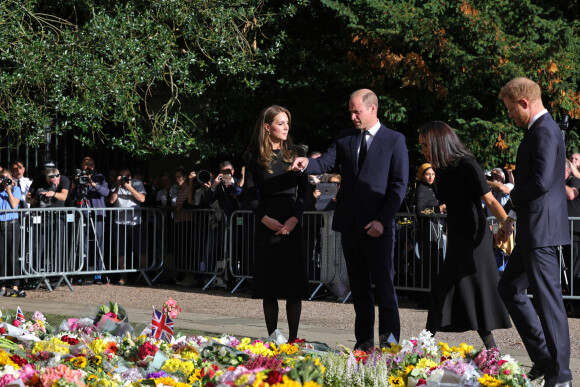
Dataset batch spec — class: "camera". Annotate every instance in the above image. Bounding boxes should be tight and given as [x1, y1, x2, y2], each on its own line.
[1, 177, 13, 186]
[121, 175, 131, 184]
[74, 169, 92, 185]
[197, 170, 212, 185]
[36, 185, 56, 208]
[485, 171, 493, 181]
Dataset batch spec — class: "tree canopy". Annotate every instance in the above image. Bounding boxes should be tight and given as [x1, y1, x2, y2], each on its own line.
[1, 0, 578, 169]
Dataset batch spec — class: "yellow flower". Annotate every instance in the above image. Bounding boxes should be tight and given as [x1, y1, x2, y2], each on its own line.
[404, 365, 415, 375]
[189, 369, 203, 383]
[389, 375, 405, 386]
[70, 356, 88, 368]
[234, 374, 250, 386]
[278, 343, 299, 355]
[162, 358, 194, 376]
[416, 358, 438, 370]
[89, 339, 108, 355]
[31, 337, 70, 355]
[479, 374, 505, 386]
[0, 351, 19, 369]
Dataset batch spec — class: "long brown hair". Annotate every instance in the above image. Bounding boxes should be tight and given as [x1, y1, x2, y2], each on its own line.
[246, 105, 298, 173]
[419, 121, 474, 170]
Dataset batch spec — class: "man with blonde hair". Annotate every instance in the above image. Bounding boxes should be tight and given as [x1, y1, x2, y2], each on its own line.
[498, 77, 571, 387]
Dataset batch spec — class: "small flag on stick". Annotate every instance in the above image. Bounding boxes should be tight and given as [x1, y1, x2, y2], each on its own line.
[151, 308, 174, 342]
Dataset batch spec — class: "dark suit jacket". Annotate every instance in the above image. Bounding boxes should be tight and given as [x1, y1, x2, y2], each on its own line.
[305, 124, 409, 233]
[510, 113, 570, 248]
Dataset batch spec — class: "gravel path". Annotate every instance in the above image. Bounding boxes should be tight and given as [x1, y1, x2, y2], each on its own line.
[26, 282, 580, 358]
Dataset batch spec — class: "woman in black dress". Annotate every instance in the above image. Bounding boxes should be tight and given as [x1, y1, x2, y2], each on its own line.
[419, 121, 512, 349]
[244, 105, 309, 342]
[414, 163, 446, 288]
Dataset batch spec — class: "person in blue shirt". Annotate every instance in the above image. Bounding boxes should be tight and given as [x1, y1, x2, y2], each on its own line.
[0, 169, 25, 297]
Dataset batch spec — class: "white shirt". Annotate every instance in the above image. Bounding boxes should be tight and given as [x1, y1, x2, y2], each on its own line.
[358, 120, 381, 156]
[13, 177, 32, 208]
[114, 179, 147, 225]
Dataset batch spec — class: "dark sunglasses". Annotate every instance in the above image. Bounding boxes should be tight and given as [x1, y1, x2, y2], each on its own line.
[48, 174, 60, 179]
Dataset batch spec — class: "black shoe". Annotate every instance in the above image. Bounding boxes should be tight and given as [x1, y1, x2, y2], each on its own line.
[544, 379, 572, 387]
[354, 338, 374, 352]
[527, 360, 550, 381]
[379, 332, 398, 348]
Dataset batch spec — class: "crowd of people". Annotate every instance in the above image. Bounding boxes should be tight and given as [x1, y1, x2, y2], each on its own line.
[0, 77, 575, 387]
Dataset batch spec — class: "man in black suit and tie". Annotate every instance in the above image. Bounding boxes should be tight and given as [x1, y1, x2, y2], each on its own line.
[292, 89, 409, 351]
[498, 77, 572, 387]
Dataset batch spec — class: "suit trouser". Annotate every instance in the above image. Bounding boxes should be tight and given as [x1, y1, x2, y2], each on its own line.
[341, 228, 399, 345]
[498, 245, 572, 383]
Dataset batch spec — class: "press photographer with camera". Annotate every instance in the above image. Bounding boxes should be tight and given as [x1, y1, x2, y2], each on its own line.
[69, 156, 110, 284]
[0, 169, 25, 297]
[25, 165, 70, 281]
[108, 167, 147, 285]
[27, 166, 70, 208]
[204, 161, 242, 219]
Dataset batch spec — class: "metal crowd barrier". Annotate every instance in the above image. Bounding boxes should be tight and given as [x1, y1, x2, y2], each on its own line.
[0, 207, 164, 291]
[4, 205, 580, 302]
[161, 208, 229, 290]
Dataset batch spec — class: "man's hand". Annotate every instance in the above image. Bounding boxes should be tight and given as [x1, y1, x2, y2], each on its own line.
[291, 157, 309, 171]
[365, 220, 384, 237]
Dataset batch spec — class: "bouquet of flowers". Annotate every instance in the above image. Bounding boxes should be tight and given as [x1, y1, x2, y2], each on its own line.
[93, 302, 133, 336]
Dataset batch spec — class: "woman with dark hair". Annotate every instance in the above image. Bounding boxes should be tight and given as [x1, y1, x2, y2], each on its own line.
[419, 121, 511, 349]
[244, 105, 309, 342]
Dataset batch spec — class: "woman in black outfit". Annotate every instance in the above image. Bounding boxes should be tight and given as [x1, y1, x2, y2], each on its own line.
[414, 163, 446, 289]
[419, 121, 511, 349]
[244, 105, 309, 342]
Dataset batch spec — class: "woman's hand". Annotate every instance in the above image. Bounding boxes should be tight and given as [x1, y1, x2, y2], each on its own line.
[261, 215, 283, 233]
[277, 216, 298, 236]
[439, 204, 447, 213]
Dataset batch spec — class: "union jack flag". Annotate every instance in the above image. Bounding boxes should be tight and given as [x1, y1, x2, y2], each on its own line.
[16, 306, 25, 323]
[151, 308, 174, 342]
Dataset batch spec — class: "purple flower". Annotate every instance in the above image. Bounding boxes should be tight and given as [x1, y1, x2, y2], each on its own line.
[146, 371, 168, 379]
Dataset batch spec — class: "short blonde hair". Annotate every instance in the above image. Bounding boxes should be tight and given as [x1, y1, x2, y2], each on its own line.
[498, 77, 541, 103]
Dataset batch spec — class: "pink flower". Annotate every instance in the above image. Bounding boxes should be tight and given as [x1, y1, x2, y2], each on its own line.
[12, 320, 20, 327]
[498, 360, 507, 366]
[32, 311, 46, 322]
[503, 369, 511, 375]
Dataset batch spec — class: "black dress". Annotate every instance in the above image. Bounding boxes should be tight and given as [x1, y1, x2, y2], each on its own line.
[426, 156, 511, 332]
[245, 150, 310, 299]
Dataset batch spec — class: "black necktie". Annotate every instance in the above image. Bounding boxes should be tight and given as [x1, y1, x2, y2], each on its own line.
[358, 130, 369, 170]
[166, 191, 172, 206]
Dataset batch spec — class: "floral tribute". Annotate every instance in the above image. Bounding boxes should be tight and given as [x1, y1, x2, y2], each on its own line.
[0, 304, 531, 386]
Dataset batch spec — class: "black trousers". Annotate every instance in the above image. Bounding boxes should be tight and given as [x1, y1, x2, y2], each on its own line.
[498, 245, 572, 384]
[341, 227, 399, 345]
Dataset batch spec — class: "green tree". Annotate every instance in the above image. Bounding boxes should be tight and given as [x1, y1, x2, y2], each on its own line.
[0, 0, 291, 157]
[318, 0, 580, 168]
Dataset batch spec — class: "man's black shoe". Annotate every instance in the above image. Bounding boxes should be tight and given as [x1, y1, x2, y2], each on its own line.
[527, 360, 549, 381]
[354, 338, 374, 352]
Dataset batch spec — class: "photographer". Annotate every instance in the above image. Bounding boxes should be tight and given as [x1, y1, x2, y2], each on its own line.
[69, 156, 110, 284]
[108, 167, 147, 285]
[204, 161, 242, 219]
[0, 169, 25, 297]
[25, 166, 70, 278]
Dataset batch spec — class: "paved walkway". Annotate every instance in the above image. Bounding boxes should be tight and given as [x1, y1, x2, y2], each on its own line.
[4, 297, 580, 381]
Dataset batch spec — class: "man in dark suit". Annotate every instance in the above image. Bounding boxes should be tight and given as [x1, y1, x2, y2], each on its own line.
[291, 89, 409, 351]
[498, 77, 572, 387]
